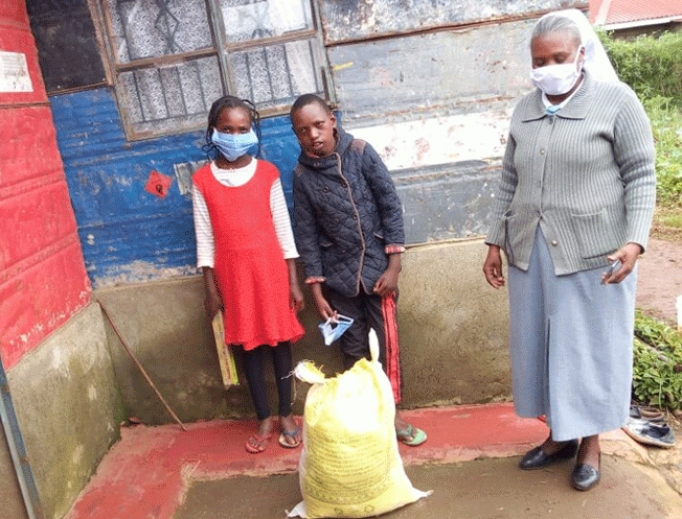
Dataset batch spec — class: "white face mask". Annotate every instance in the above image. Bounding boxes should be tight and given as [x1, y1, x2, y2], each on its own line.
[530, 47, 584, 96]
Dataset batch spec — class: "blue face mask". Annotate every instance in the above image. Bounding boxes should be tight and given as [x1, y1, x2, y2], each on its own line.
[318, 315, 354, 346]
[211, 128, 259, 162]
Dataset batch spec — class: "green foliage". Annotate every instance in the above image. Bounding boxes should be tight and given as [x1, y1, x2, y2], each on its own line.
[600, 31, 682, 104]
[643, 96, 682, 207]
[598, 30, 682, 208]
[633, 310, 682, 411]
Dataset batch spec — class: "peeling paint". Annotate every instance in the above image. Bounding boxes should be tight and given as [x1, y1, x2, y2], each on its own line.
[320, 0, 587, 43]
[351, 108, 512, 170]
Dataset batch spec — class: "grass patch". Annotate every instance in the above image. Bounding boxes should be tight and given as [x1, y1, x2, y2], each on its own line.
[633, 310, 682, 411]
[644, 96, 682, 209]
[651, 207, 682, 242]
[658, 210, 682, 230]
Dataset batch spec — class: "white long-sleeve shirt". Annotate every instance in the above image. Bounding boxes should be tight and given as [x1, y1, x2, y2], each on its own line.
[192, 159, 298, 268]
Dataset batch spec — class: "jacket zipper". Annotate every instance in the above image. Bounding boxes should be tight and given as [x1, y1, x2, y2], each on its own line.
[335, 152, 366, 296]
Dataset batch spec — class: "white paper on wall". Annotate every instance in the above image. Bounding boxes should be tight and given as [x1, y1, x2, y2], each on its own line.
[0, 51, 33, 93]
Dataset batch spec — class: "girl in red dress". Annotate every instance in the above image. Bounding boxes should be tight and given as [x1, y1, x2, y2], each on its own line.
[192, 96, 305, 453]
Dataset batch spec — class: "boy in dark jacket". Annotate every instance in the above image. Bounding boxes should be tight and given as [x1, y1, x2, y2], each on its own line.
[290, 94, 426, 446]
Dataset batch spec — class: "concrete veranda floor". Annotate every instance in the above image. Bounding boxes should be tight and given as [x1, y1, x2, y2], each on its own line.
[63, 403, 682, 519]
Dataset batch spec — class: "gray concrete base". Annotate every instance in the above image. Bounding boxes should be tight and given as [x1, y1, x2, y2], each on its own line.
[1, 239, 510, 519]
[174, 456, 682, 519]
[400, 238, 511, 407]
[94, 238, 511, 423]
[7, 303, 123, 519]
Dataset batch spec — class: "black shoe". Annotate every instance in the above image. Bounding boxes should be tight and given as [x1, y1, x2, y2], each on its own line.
[572, 454, 601, 491]
[519, 439, 579, 470]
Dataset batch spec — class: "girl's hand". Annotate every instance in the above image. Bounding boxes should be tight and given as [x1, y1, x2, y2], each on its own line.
[202, 267, 223, 319]
[290, 284, 305, 312]
[204, 290, 223, 320]
[483, 245, 505, 288]
[602, 242, 642, 284]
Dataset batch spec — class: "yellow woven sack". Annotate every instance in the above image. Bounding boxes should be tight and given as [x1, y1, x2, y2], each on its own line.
[288, 332, 429, 518]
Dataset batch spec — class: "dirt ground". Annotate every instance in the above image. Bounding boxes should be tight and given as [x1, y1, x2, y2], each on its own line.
[636, 237, 682, 327]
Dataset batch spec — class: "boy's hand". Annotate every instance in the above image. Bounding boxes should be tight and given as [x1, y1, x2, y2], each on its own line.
[373, 268, 399, 296]
[311, 284, 336, 320]
[373, 253, 401, 296]
[290, 284, 305, 312]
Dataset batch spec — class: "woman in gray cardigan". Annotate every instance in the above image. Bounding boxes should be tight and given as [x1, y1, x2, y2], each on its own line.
[483, 10, 656, 491]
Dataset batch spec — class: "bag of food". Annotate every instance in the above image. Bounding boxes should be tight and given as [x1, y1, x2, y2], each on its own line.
[288, 331, 429, 518]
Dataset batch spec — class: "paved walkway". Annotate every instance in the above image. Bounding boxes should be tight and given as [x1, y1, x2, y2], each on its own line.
[63, 403, 682, 519]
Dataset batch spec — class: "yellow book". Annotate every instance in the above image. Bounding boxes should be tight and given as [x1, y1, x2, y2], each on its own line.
[211, 312, 239, 388]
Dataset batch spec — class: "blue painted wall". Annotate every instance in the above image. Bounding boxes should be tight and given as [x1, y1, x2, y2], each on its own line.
[50, 87, 303, 288]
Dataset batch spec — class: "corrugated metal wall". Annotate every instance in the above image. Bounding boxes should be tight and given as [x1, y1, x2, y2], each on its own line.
[42, 0, 586, 286]
[321, 0, 587, 242]
[50, 88, 303, 288]
[0, 0, 90, 369]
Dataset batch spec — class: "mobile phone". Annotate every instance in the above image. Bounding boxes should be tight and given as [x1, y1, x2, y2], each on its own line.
[601, 260, 621, 284]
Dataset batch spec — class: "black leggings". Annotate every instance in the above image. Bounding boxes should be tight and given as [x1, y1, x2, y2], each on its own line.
[242, 342, 293, 421]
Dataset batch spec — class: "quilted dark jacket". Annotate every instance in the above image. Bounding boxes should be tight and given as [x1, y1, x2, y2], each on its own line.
[293, 129, 405, 298]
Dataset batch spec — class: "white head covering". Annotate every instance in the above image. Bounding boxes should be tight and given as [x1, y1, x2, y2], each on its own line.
[536, 9, 619, 83]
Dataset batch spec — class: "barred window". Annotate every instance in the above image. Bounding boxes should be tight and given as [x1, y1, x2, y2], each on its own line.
[98, 0, 328, 140]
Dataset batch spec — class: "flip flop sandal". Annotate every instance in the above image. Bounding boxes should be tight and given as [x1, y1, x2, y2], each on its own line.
[278, 426, 302, 449]
[245, 432, 272, 454]
[396, 424, 427, 447]
[629, 404, 665, 422]
[622, 418, 676, 448]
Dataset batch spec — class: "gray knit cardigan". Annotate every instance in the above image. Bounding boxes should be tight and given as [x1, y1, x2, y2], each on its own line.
[486, 72, 656, 275]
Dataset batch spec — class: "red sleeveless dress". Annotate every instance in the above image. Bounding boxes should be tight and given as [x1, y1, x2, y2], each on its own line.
[193, 161, 304, 350]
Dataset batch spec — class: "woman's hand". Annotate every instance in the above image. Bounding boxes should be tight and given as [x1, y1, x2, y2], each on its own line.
[483, 245, 506, 288]
[290, 284, 305, 312]
[602, 242, 643, 284]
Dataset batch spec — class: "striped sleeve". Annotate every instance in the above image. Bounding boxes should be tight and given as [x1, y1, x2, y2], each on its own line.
[614, 89, 656, 251]
[191, 183, 215, 268]
[270, 178, 299, 259]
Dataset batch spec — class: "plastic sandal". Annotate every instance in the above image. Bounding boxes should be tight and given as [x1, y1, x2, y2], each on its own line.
[245, 432, 272, 454]
[278, 426, 302, 449]
[622, 418, 676, 448]
[396, 424, 427, 447]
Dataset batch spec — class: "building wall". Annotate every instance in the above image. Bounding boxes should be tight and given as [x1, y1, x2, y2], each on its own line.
[47, 0, 586, 288]
[0, 0, 90, 369]
[8, 304, 123, 519]
[37, 0, 585, 423]
[93, 239, 510, 425]
[1, 2, 123, 519]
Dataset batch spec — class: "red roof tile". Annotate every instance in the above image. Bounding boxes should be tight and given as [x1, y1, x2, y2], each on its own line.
[591, 0, 682, 26]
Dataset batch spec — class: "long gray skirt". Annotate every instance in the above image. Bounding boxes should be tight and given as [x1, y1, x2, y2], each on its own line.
[507, 228, 636, 441]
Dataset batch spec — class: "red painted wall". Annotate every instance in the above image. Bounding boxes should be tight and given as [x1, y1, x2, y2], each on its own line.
[0, 0, 91, 369]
